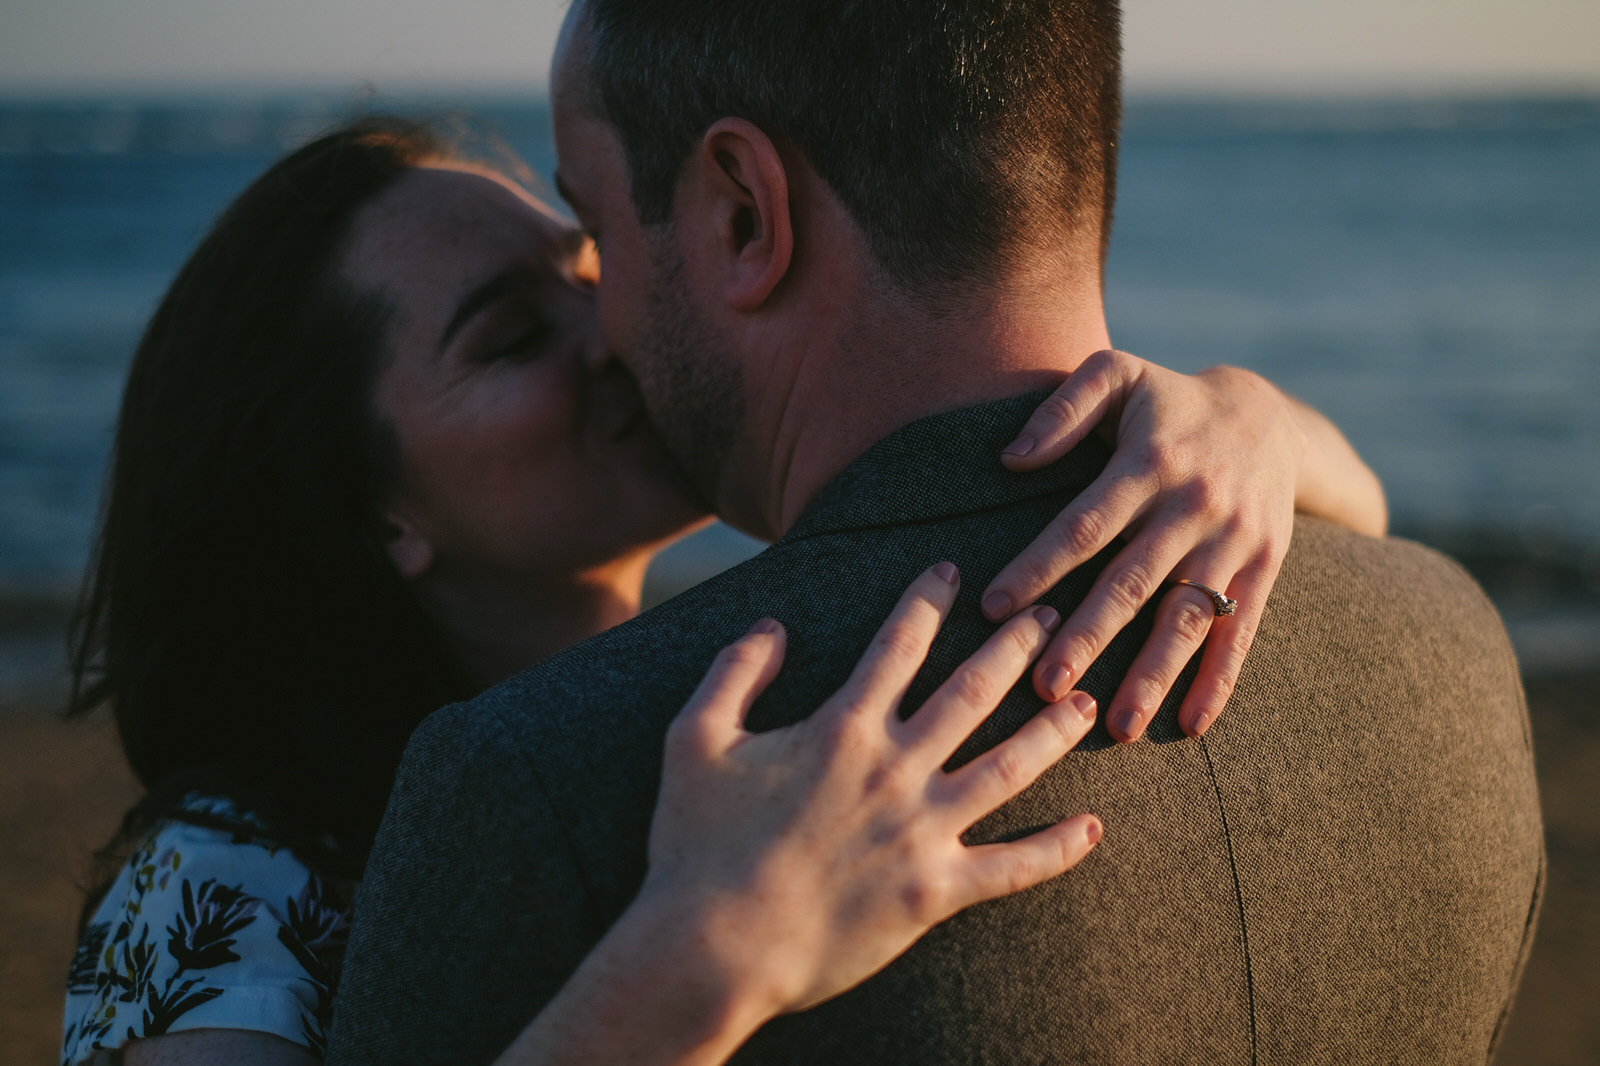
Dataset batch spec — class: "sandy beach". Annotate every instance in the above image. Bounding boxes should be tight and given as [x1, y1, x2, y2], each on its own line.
[0, 668, 1594, 1064]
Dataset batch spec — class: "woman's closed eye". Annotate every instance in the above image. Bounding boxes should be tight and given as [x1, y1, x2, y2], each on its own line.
[481, 316, 557, 363]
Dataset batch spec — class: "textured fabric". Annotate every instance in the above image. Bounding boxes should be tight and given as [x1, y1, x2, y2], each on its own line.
[61, 796, 350, 1064]
[329, 392, 1543, 1066]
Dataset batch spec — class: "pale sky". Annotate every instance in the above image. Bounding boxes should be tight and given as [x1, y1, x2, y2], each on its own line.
[0, 0, 1596, 96]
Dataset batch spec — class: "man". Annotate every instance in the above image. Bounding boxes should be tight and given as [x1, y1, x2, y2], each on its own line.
[330, 2, 1542, 1062]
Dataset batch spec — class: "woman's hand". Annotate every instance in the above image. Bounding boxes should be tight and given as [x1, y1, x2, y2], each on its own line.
[983, 349, 1386, 743]
[650, 562, 1102, 1019]
[503, 564, 1102, 1066]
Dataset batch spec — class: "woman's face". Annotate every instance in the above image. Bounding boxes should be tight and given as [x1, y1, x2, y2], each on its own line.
[342, 163, 708, 591]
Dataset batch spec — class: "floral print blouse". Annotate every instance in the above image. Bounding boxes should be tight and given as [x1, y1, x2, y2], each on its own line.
[61, 796, 352, 1065]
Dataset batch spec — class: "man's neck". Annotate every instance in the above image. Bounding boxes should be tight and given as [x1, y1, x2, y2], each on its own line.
[727, 268, 1111, 540]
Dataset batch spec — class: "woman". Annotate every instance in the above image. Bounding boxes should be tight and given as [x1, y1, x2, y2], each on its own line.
[61, 117, 1384, 1066]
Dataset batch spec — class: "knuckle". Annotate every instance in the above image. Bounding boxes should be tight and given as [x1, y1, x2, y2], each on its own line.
[861, 760, 910, 801]
[989, 746, 1030, 792]
[1221, 510, 1253, 539]
[1120, 443, 1160, 479]
[1064, 508, 1109, 558]
[1180, 476, 1223, 517]
[1105, 563, 1156, 614]
[717, 640, 768, 670]
[1014, 552, 1058, 595]
[1169, 598, 1215, 644]
[1038, 391, 1080, 427]
[899, 870, 947, 923]
[951, 665, 998, 710]
[998, 849, 1039, 895]
[1227, 624, 1257, 661]
[1005, 621, 1044, 659]
[873, 621, 928, 665]
[1053, 831, 1086, 871]
[1084, 348, 1119, 378]
[823, 708, 874, 755]
[1142, 439, 1176, 474]
[1062, 630, 1100, 670]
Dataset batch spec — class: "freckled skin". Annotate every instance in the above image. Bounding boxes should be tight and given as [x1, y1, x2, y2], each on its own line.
[345, 165, 708, 592]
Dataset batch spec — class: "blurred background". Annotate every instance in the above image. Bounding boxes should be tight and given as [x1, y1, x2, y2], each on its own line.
[1, 1, 1596, 1062]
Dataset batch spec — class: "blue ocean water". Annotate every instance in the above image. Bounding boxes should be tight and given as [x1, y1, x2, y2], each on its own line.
[1, 96, 1597, 602]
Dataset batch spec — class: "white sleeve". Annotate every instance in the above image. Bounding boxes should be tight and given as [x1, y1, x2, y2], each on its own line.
[61, 820, 350, 1065]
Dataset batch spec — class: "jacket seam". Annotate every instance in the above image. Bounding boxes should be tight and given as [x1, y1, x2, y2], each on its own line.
[1201, 734, 1259, 1064]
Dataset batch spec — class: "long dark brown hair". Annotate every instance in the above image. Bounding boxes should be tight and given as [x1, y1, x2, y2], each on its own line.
[68, 117, 478, 906]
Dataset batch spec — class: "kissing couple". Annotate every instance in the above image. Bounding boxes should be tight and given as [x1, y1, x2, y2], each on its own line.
[64, 2, 1542, 1065]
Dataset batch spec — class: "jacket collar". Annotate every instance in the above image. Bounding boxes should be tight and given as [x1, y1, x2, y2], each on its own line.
[778, 390, 1111, 545]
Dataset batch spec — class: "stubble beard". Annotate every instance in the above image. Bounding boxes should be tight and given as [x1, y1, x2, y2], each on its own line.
[629, 245, 746, 512]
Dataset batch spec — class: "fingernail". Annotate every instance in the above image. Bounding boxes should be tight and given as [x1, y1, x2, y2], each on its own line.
[1085, 818, 1104, 845]
[1111, 708, 1141, 741]
[1042, 664, 1072, 701]
[933, 561, 959, 585]
[1033, 606, 1061, 632]
[1068, 690, 1097, 718]
[976, 592, 1009, 621]
[1188, 709, 1213, 737]
[748, 617, 780, 635]
[1002, 434, 1035, 459]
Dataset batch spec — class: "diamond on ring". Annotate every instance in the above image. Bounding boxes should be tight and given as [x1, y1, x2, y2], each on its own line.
[1174, 579, 1237, 617]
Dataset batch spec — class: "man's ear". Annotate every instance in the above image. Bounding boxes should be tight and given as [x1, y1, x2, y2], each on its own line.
[694, 117, 794, 312]
[382, 509, 435, 580]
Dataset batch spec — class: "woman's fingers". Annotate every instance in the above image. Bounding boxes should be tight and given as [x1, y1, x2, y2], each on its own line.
[954, 814, 1104, 908]
[940, 690, 1099, 817]
[999, 349, 1133, 472]
[1029, 519, 1196, 703]
[672, 619, 788, 751]
[902, 605, 1062, 756]
[833, 562, 962, 720]
[1100, 572, 1237, 742]
[980, 467, 1152, 622]
[1176, 552, 1280, 737]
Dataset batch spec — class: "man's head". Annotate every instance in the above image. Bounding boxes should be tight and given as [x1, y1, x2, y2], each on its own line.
[570, 0, 1121, 291]
[552, 0, 1122, 534]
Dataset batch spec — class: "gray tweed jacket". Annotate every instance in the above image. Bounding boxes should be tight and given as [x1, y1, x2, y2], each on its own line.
[328, 393, 1542, 1066]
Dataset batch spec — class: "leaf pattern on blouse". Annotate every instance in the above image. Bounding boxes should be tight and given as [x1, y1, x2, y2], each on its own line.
[166, 878, 259, 972]
[60, 796, 353, 1066]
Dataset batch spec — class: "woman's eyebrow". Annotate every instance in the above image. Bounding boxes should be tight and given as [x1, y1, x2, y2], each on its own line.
[438, 266, 539, 353]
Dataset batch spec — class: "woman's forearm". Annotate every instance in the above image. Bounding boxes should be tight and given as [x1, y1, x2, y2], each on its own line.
[492, 886, 770, 1066]
[1282, 390, 1388, 538]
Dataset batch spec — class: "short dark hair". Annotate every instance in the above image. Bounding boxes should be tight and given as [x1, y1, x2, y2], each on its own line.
[580, 0, 1122, 292]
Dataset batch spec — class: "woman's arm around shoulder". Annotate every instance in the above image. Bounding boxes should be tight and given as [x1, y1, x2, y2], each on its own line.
[983, 349, 1386, 742]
